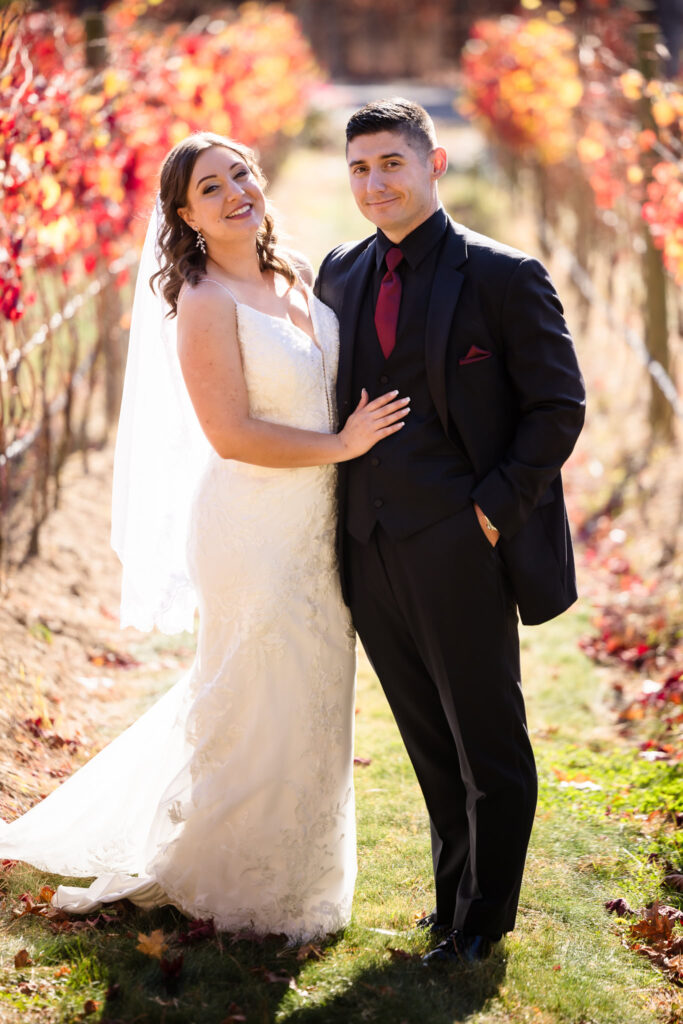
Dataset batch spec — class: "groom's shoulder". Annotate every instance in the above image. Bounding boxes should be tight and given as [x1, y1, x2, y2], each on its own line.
[449, 218, 530, 268]
[315, 234, 375, 310]
[320, 234, 375, 276]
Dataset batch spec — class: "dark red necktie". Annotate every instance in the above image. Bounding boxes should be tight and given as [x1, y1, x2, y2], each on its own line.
[374, 246, 403, 359]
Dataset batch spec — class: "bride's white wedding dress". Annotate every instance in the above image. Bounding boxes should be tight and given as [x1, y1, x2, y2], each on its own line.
[0, 289, 357, 942]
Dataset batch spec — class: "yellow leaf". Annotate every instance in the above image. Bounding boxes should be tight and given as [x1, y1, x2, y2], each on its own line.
[619, 70, 645, 101]
[136, 929, 168, 960]
[652, 99, 676, 128]
[103, 69, 126, 100]
[36, 215, 79, 254]
[577, 137, 606, 162]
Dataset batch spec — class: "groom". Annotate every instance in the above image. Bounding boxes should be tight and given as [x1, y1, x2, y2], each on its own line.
[315, 98, 585, 964]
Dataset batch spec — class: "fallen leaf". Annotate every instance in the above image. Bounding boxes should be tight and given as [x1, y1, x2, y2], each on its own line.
[160, 953, 184, 980]
[628, 903, 679, 948]
[39, 885, 55, 903]
[14, 948, 32, 968]
[54, 965, 71, 978]
[605, 897, 635, 917]
[664, 873, 683, 892]
[296, 943, 324, 961]
[220, 1004, 247, 1024]
[179, 918, 215, 944]
[354, 756, 372, 767]
[83, 999, 98, 1015]
[387, 947, 417, 961]
[136, 929, 168, 960]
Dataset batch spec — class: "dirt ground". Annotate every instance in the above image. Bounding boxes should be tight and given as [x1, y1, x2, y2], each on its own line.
[0, 443, 193, 822]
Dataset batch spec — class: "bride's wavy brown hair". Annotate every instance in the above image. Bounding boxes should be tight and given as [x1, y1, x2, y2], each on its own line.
[150, 131, 296, 317]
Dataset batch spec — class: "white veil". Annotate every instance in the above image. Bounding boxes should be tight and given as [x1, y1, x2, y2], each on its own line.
[111, 198, 211, 634]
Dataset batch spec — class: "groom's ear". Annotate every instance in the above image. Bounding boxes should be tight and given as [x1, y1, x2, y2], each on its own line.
[430, 147, 448, 181]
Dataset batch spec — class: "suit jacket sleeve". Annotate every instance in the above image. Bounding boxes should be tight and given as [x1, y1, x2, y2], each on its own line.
[470, 256, 585, 538]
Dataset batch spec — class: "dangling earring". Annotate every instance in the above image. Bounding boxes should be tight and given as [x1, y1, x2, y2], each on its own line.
[195, 229, 207, 255]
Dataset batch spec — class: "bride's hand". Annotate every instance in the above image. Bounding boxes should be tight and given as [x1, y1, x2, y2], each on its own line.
[338, 389, 410, 460]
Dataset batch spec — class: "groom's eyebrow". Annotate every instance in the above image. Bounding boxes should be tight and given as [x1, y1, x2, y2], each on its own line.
[348, 152, 405, 167]
[196, 164, 242, 187]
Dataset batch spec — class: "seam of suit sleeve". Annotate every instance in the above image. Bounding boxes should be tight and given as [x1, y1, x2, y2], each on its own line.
[498, 256, 530, 345]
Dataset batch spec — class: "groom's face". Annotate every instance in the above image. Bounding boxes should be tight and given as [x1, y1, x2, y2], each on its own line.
[346, 129, 446, 242]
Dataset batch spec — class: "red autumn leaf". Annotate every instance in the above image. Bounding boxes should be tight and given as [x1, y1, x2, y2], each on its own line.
[628, 903, 680, 948]
[605, 897, 635, 917]
[83, 1000, 98, 1016]
[179, 918, 215, 944]
[14, 948, 32, 968]
[160, 953, 184, 980]
[663, 874, 683, 892]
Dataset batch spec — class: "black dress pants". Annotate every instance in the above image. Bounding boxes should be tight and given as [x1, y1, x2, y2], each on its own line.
[345, 502, 538, 938]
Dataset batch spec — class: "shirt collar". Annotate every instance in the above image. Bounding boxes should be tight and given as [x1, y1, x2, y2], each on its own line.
[375, 206, 448, 271]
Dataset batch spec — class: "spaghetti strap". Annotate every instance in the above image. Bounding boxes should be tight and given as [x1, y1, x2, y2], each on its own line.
[200, 278, 239, 303]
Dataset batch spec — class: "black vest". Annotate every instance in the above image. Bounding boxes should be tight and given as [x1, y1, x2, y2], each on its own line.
[346, 264, 474, 543]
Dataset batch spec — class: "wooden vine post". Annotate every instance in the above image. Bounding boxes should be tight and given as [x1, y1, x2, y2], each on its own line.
[637, 22, 673, 442]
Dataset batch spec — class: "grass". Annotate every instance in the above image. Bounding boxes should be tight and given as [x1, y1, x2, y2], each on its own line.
[0, 608, 679, 1023]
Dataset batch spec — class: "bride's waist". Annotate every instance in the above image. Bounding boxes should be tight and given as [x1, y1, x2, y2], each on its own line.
[204, 452, 336, 483]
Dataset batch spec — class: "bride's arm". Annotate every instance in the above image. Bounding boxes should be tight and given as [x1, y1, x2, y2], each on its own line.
[176, 284, 409, 468]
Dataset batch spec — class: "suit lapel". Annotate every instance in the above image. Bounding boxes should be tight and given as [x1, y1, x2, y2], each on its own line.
[336, 240, 376, 418]
[425, 222, 467, 436]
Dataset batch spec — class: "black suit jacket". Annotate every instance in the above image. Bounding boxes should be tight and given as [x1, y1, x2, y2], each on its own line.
[315, 217, 586, 626]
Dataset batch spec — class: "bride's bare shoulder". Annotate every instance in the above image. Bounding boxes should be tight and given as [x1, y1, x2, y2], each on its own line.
[283, 249, 314, 287]
[177, 277, 236, 318]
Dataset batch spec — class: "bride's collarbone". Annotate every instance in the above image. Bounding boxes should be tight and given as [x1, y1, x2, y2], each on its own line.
[219, 280, 316, 343]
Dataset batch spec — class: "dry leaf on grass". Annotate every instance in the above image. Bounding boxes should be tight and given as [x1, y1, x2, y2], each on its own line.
[14, 948, 32, 968]
[136, 929, 169, 960]
[296, 942, 324, 961]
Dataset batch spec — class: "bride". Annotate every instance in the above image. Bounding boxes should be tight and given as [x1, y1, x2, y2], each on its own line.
[0, 132, 409, 941]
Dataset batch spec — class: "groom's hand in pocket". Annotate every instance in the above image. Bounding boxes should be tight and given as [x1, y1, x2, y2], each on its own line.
[473, 502, 500, 547]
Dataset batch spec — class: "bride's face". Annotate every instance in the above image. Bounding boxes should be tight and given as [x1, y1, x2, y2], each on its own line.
[177, 146, 266, 244]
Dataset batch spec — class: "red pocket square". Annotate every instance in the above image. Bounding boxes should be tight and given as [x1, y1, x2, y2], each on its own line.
[459, 345, 492, 365]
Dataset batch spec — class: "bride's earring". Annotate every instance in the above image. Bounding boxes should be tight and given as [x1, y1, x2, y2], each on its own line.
[195, 229, 207, 255]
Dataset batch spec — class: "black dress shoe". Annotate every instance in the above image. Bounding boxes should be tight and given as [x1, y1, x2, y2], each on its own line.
[422, 929, 495, 965]
[414, 910, 450, 936]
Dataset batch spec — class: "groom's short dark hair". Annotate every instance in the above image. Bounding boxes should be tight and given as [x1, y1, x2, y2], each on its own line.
[345, 98, 437, 156]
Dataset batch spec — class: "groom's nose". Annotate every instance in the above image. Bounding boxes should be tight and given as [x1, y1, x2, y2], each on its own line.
[366, 167, 386, 194]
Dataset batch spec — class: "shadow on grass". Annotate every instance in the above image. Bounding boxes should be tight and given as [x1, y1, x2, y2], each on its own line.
[2, 891, 507, 1024]
[285, 950, 507, 1024]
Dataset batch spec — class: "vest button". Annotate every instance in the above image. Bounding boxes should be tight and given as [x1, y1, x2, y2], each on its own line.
[373, 498, 384, 509]
[379, 374, 389, 385]
[370, 456, 380, 467]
